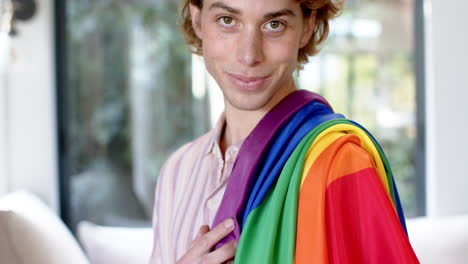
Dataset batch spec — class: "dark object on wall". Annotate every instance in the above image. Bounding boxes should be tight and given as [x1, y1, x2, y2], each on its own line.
[12, 0, 37, 21]
[7, 0, 37, 36]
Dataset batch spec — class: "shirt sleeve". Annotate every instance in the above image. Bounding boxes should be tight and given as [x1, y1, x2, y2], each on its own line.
[148, 162, 168, 264]
[324, 140, 420, 263]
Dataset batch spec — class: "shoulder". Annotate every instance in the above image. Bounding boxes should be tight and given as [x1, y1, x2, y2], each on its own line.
[311, 117, 378, 168]
[313, 132, 377, 181]
[157, 130, 213, 186]
[333, 135, 374, 165]
[153, 130, 214, 211]
[162, 131, 212, 171]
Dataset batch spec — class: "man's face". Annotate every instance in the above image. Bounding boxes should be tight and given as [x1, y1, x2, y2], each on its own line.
[190, 0, 315, 112]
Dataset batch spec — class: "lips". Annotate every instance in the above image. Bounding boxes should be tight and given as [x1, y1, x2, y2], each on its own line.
[226, 72, 270, 91]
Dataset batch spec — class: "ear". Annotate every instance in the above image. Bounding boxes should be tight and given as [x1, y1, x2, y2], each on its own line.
[299, 10, 317, 48]
[189, 3, 203, 40]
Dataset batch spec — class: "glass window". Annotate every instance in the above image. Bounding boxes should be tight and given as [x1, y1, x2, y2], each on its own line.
[297, 0, 420, 217]
[63, 0, 210, 228]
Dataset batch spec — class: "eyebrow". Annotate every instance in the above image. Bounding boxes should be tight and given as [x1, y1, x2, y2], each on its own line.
[264, 9, 296, 19]
[208, 2, 296, 19]
[209, 2, 241, 15]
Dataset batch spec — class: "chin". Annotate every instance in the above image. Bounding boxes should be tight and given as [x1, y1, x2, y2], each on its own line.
[222, 88, 277, 111]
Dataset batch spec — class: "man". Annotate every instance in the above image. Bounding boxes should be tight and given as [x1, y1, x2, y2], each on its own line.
[150, 0, 419, 263]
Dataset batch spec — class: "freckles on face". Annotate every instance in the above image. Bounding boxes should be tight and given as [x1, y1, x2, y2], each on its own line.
[200, 18, 236, 71]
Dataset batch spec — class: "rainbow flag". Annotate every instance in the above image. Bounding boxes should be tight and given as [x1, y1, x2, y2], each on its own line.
[212, 90, 419, 263]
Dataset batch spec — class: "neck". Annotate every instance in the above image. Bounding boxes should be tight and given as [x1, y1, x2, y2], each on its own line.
[220, 79, 297, 153]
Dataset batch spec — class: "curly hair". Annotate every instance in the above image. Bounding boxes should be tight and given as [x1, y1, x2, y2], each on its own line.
[180, 0, 343, 65]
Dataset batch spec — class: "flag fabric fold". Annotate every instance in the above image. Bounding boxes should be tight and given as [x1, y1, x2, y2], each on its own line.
[212, 90, 419, 263]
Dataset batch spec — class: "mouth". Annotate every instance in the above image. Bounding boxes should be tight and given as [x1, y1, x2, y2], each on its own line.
[226, 72, 271, 91]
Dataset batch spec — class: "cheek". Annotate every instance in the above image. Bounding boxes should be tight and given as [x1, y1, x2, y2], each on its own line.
[202, 26, 233, 62]
[264, 37, 300, 66]
[201, 28, 236, 82]
[203, 39, 226, 77]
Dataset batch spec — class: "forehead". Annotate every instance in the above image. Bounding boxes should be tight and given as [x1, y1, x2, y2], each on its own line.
[202, 0, 302, 15]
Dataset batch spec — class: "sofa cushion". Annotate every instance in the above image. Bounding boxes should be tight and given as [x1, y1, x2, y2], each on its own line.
[0, 191, 89, 264]
[407, 215, 468, 264]
[77, 221, 153, 264]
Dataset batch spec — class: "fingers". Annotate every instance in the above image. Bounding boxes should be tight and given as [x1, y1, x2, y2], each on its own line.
[177, 219, 237, 264]
[190, 225, 210, 249]
[190, 218, 235, 255]
[203, 240, 237, 264]
[195, 225, 210, 240]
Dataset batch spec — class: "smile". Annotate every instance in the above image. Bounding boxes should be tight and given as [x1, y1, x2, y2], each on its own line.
[226, 72, 270, 91]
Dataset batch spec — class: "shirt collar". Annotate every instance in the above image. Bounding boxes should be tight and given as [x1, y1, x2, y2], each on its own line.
[204, 113, 226, 156]
[204, 113, 244, 157]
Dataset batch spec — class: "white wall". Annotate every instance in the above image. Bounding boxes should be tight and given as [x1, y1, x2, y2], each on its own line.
[0, 33, 12, 195]
[425, 0, 468, 216]
[0, 0, 58, 211]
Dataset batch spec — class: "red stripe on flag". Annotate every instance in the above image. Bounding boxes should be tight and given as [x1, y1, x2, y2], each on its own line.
[325, 168, 419, 263]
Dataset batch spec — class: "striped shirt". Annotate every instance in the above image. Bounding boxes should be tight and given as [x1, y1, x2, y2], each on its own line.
[149, 115, 243, 264]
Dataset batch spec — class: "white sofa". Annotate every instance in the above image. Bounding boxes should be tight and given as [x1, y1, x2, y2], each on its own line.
[1, 191, 468, 264]
[77, 221, 153, 264]
[0, 191, 153, 264]
[407, 215, 468, 263]
[0, 191, 89, 264]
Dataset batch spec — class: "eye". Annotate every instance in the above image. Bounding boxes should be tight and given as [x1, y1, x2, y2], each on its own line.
[264, 20, 286, 32]
[218, 16, 236, 28]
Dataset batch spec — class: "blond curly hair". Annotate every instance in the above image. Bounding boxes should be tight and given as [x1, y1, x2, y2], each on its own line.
[180, 0, 343, 65]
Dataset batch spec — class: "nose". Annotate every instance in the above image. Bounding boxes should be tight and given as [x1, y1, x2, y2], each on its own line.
[236, 27, 265, 67]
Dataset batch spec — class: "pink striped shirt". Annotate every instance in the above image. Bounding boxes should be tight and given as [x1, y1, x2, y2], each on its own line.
[149, 115, 243, 264]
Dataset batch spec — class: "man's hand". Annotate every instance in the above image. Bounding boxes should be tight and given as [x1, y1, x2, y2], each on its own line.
[177, 218, 237, 264]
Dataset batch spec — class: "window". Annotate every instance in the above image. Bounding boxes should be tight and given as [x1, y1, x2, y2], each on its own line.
[59, 0, 210, 228]
[297, 0, 423, 217]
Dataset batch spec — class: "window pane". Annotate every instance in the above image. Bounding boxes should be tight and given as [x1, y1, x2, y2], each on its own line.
[65, 0, 210, 228]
